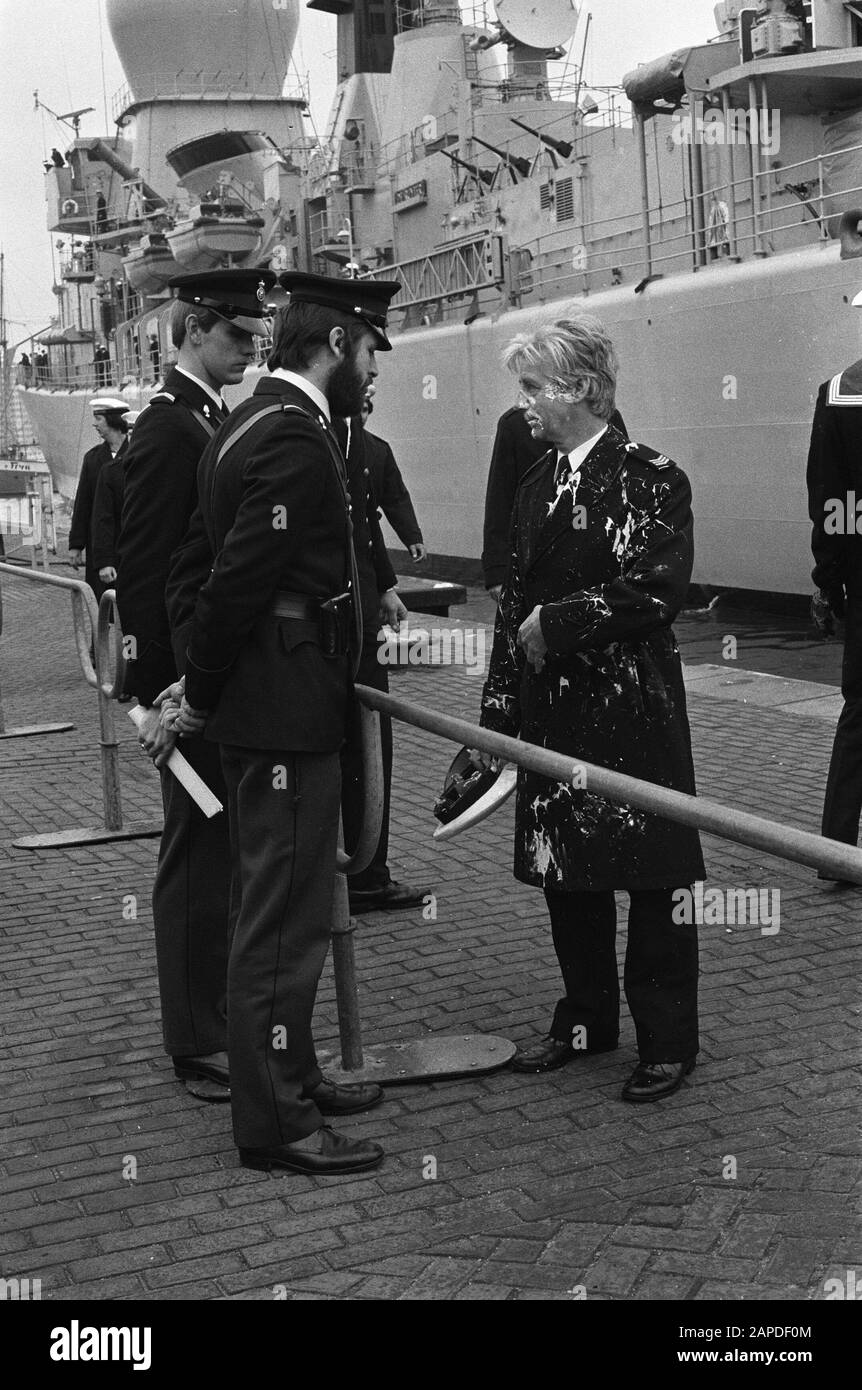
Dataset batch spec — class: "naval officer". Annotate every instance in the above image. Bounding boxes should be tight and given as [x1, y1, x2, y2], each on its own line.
[476, 314, 705, 1102]
[172, 272, 401, 1175]
[69, 398, 130, 600]
[807, 300, 862, 866]
[117, 268, 275, 1099]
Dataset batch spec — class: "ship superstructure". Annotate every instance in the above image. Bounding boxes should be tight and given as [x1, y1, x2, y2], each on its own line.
[18, 1, 862, 593]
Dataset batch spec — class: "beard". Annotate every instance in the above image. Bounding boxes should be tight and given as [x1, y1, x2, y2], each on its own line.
[328, 352, 367, 419]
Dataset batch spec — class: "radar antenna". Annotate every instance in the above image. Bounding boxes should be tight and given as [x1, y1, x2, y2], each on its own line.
[492, 0, 580, 51]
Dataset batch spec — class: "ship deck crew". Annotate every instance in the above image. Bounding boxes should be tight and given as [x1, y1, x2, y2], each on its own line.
[475, 314, 705, 1103]
[482, 400, 627, 604]
[117, 268, 274, 1101]
[341, 395, 430, 915]
[68, 398, 130, 600]
[171, 272, 401, 1175]
[806, 297, 862, 869]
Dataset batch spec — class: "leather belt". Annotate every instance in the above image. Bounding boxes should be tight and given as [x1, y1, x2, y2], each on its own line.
[270, 592, 321, 620]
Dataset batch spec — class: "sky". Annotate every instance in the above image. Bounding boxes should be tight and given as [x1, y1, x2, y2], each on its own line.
[0, 0, 720, 344]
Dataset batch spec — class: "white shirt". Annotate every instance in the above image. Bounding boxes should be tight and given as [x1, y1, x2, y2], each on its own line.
[557, 424, 609, 477]
[173, 366, 225, 415]
[269, 368, 331, 422]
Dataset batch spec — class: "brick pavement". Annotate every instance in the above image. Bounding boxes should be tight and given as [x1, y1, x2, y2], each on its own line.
[1, 566, 860, 1303]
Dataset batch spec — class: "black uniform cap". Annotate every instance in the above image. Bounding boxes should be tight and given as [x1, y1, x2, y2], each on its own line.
[278, 271, 401, 351]
[167, 268, 282, 337]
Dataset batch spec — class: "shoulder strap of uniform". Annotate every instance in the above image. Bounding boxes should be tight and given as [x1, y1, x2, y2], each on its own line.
[143, 390, 216, 440]
[624, 441, 675, 470]
[209, 401, 341, 512]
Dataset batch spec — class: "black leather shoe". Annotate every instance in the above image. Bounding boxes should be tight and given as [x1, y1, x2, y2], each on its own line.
[305, 1078, 384, 1115]
[621, 1057, 696, 1103]
[172, 1053, 230, 1095]
[510, 1033, 619, 1074]
[239, 1126, 384, 1175]
[348, 880, 430, 913]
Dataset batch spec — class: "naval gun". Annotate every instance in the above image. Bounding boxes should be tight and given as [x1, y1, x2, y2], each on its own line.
[507, 116, 574, 161]
[471, 136, 532, 180]
[440, 148, 498, 189]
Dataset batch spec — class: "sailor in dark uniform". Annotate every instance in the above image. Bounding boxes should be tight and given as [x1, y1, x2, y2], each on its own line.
[117, 268, 275, 1099]
[338, 400, 429, 914]
[171, 273, 401, 1175]
[476, 314, 705, 1102]
[807, 322, 862, 864]
[69, 398, 130, 599]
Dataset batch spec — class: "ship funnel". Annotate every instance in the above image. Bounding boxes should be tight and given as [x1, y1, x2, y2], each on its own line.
[838, 209, 862, 259]
[107, 0, 300, 99]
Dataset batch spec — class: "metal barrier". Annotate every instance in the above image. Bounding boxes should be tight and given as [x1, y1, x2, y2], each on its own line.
[355, 686, 862, 885]
[0, 562, 161, 847]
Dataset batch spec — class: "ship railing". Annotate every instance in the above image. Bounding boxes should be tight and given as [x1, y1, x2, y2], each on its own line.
[395, 1, 462, 32]
[111, 74, 310, 123]
[513, 139, 862, 300]
[21, 367, 104, 392]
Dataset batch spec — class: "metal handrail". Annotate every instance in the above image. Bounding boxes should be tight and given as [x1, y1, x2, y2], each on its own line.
[0, 563, 124, 830]
[355, 685, 862, 885]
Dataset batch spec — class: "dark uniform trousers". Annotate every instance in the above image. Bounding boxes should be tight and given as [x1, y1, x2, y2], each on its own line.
[545, 888, 700, 1062]
[822, 582, 862, 846]
[341, 638, 393, 890]
[220, 745, 342, 1147]
[153, 735, 231, 1057]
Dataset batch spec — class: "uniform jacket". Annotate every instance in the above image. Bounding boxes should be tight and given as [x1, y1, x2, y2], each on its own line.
[116, 367, 223, 706]
[806, 362, 862, 601]
[182, 375, 354, 752]
[344, 421, 398, 631]
[480, 423, 705, 892]
[90, 441, 128, 571]
[364, 428, 423, 550]
[482, 406, 628, 589]
[69, 442, 110, 557]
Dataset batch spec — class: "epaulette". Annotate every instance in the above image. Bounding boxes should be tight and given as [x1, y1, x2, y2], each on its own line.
[148, 391, 176, 406]
[624, 441, 675, 470]
[827, 359, 862, 406]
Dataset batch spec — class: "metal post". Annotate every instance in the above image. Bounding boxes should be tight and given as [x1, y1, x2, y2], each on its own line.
[749, 76, 768, 256]
[635, 110, 654, 280]
[759, 77, 774, 243]
[319, 695, 516, 1085]
[723, 89, 741, 260]
[690, 133, 707, 268]
[0, 565, 160, 845]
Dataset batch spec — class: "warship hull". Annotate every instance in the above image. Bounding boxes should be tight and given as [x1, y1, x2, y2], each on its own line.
[20, 236, 860, 594]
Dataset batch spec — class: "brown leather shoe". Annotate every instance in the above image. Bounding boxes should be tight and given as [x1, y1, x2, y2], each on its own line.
[510, 1033, 618, 1074]
[305, 1078, 384, 1115]
[238, 1127, 384, 1175]
[621, 1058, 696, 1103]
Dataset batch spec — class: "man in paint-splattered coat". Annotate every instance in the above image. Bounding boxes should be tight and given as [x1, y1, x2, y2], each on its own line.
[477, 314, 706, 1103]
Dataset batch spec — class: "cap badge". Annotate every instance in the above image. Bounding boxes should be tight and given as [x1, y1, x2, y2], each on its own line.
[257, 280, 267, 303]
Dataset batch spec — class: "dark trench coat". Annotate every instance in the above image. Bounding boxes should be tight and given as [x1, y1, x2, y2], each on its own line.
[479, 423, 706, 893]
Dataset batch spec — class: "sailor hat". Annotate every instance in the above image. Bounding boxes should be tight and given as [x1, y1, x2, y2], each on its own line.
[168, 268, 281, 337]
[278, 271, 402, 351]
[90, 396, 130, 415]
[432, 746, 517, 842]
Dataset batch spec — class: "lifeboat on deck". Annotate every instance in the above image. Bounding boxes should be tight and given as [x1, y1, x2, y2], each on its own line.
[122, 232, 182, 294]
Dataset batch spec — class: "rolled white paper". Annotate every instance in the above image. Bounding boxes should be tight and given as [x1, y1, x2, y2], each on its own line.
[128, 706, 223, 818]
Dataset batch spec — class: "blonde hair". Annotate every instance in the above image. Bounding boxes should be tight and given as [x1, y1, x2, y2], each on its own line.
[503, 313, 619, 420]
